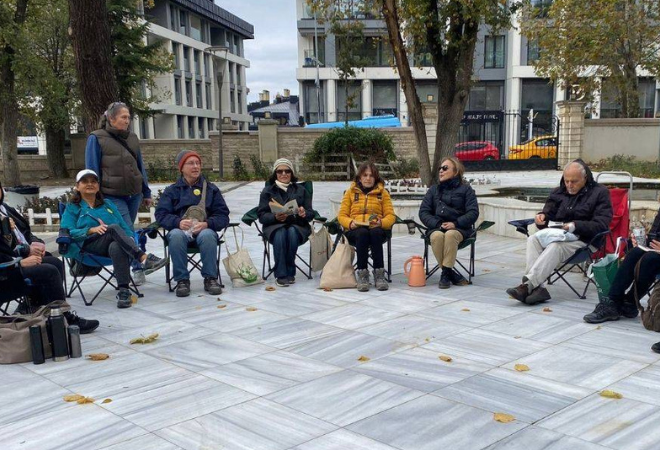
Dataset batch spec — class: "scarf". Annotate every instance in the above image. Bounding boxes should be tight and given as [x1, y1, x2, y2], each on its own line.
[357, 181, 375, 195]
[105, 124, 130, 140]
[275, 180, 291, 192]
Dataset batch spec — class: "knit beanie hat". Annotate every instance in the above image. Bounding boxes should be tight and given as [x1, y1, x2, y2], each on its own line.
[272, 158, 294, 175]
[175, 150, 201, 171]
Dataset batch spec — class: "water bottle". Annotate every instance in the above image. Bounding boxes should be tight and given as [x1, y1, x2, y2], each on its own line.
[185, 219, 198, 239]
[47, 307, 69, 362]
[29, 325, 45, 365]
[68, 325, 82, 358]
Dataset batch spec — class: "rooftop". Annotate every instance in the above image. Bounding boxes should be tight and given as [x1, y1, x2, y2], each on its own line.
[173, 0, 254, 39]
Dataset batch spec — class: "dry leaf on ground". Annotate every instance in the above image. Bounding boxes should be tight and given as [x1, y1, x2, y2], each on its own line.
[246, 307, 258, 312]
[77, 397, 95, 404]
[542, 307, 552, 312]
[439, 355, 452, 363]
[131, 295, 138, 304]
[101, 399, 112, 404]
[514, 336, 522, 339]
[596, 325, 602, 330]
[357, 356, 370, 362]
[86, 353, 110, 361]
[63, 394, 85, 402]
[322, 287, 333, 292]
[461, 308, 470, 312]
[217, 304, 227, 309]
[130, 333, 159, 345]
[195, 306, 203, 310]
[514, 364, 530, 372]
[265, 286, 276, 291]
[600, 390, 623, 399]
[494, 413, 516, 423]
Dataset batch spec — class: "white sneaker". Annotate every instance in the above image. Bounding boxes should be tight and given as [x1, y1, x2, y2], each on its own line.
[132, 270, 146, 286]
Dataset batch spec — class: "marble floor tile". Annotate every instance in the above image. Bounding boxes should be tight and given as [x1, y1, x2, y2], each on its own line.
[538, 394, 660, 450]
[561, 327, 660, 364]
[484, 426, 611, 450]
[423, 329, 551, 366]
[201, 350, 342, 396]
[435, 368, 592, 423]
[530, 300, 599, 322]
[248, 293, 347, 316]
[347, 394, 527, 450]
[234, 318, 344, 349]
[0, 378, 74, 426]
[284, 329, 410, 368]
[417, 300, 526, 327]
[503, 345, 647, 389]
[290, 429, 399, 450]
[606, 365, 660, 407]
[482, 313, 594, 344]
[157, 398, 337, 450]
[359, 291, 455, 313]
[99, 434, 183, 450]
[101, 319, 216, 351]
[145, 334, 275, 371]
[186, 304, 288, 332]
[357, 315, 470, 345]
[353, 346, 491, 392]
[301, 304, 404, 330]
[91, 307, 174, 330]
[318, 287, 389, 303]
[0, 404, 147, 450]
[267, 370, 423, 426]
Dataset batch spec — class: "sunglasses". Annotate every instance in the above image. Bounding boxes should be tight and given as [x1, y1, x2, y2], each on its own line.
[276, 169, 292, 175]
[439, 165, 451, 172]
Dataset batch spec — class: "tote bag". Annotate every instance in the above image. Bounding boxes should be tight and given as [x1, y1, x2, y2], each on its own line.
[222, 227, 264, 288]
[309, 224, 333, 272]
[588, 237, 625, 302]
[319, 235, 357, 289]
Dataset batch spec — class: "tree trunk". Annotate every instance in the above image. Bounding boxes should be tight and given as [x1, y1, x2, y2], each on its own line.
[381, 0, 432, 186]
[344, 81, 349, 126]
[68, 0, 118, 133]
[0, 0, 29, 187]
[45, 125, 69, 178]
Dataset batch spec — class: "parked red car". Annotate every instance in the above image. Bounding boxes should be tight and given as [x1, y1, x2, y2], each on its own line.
[454, 141, 500, 161]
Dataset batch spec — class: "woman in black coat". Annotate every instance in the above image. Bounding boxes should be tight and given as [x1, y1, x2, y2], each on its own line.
[257, 158, 314, 287]
[418, 156, 479, 289]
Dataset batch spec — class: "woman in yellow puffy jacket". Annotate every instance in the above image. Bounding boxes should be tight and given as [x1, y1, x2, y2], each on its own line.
[338, 162, 396, 292]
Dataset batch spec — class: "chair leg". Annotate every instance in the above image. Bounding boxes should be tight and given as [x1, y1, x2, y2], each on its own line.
[386, 238, 392, 282]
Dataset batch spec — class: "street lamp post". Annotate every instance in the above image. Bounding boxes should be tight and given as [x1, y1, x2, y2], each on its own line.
[204, 46, 229, 177]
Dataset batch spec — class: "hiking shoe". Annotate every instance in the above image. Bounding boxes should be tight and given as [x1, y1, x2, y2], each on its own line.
[143, 254, 168, 275]
[276, 278, 289, 287]
[116, 288, 133, 309]
[507, 283, 530, 303]
[357, 269, 370, 292]
[373, 268, 389, 291]
[132, 269, 146, 286]
[619, 301, 639, 319]
[584, 302, 620, 324]
[525, 286, 552, 305]
[652, 342, 660, 354]
[204, 277, 223, 295]
[439, 267, 452, 289]
[175, 279, 191, 297]
[449, 269, 469, 286]
[288, 276, 296, 284]
[63, 311, 99, 334]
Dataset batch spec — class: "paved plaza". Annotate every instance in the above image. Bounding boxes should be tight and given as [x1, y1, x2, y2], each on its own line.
[3, 181, 660, 450]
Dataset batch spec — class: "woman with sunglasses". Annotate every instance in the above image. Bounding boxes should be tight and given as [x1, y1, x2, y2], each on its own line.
[419, 156, 479, 289]
[257, 158, 314, 287]
[84, 101, 153, 285]
[338, 162, 396, 292]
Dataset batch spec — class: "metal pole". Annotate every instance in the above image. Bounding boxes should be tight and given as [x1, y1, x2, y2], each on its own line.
[217, 69, 224, 178]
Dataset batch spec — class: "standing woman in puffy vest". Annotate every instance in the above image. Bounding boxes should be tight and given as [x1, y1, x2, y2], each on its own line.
[85, 102, 152, 285]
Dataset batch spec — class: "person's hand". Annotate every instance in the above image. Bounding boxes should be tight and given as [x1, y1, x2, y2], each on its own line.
[650, 240, 660, 251]
[535, 213, 546, 226]
[192, 221, 208, 235]
[349, 220, 358, 230]
[8, 218, 15, 230]
[562, 222, 573, 232]
[20, 255, 42, 267]
[179, 219, 193, 231]
[89, 219, 108, 235]
[441, 222, 456, 230]
[298, 206, 306, 218]
[143, 198, 154, 208]
[275, 212, 288, 222]
[370, 218, 382, 228]
[29, 243, 45, 257]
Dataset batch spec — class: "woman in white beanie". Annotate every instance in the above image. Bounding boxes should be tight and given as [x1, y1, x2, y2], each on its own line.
[257, 159, 314, 286]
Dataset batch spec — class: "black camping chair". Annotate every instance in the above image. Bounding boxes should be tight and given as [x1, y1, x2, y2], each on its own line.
[0, 257, 33, 315]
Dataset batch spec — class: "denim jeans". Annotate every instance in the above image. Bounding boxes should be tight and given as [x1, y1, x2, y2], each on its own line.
[270, 226, 301, 279]
[167, 228, 218, 281]
[106, 193, 143, 271]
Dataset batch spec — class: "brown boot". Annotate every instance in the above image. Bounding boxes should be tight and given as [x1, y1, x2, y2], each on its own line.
[506, 283, 529, 303]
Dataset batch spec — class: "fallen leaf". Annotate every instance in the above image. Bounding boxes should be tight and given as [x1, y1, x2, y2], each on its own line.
[265, 286, 276, 291]
[357, 355, 370, 362]
[131, 295, 138, 304]
[246, 307, 258, 312]
[77, 397, 95, 404]
[217, 297, 223, 301]
[439, 355, 452, 362]
[514, 336, 522, 339]
[130, 333, 159, 345]
[322, 287, 333, 292]
[600, 390, 623, 399]
[542, 307, 553, 312]
[101, 398, 112, 404]
[461, 308, 470, 312]
[424, 338, 431, 343]
[482, 269, 491, 273]
[494, 413, 516, 423]
[514, 364, 530, 372]
[217, 304, 227, 309]
[86, 353, 110, 361]
[63, 394, 85, 402]
[596, 325, 602, 330]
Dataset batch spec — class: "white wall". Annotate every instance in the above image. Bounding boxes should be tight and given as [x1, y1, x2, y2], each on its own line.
[583, 119, 660, 162]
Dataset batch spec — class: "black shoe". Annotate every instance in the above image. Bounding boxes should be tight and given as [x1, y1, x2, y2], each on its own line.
[506, 283, 530, 303]
[143, 254, 168, 275]
[116, 288, 133, 309]
[525, 286, 551, 305]
[619, 301, 639, 319]
[583, 302, 620, 324]
[63, 311, 99, 334]
[12, 301, 31, 315]
[175, 279, 191, 297]
[652, 342, 660, 354]
[276, 278, 289, 287]
[204, 277, 222, 295]
[288, 276, 296, 285]
[439, 268, 451, 289]
[448, 269, 469, 286]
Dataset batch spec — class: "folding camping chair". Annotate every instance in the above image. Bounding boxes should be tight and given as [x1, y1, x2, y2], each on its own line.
[241, 180, 326, 280]
[0, 257, 33, 315]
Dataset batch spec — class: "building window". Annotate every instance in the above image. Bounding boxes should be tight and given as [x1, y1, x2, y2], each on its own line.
[174, 76, 182, 105]
[205, 83, 212, 109]
[208, 118, 214, 132]
[527, 39, 540, 65]
[336, 81, 361, 122]
[172, 43, 180, 69]
[188, 117, 194, 138]
[204, 54, 210, 77]
[236, 67, 241, 86]
[532, 0, 553, 18]
[373, 81, 397, 117]
[179, 10, 187, 35]
[521, 78, 555, 138]
[183, 46, 190, 72]
[303, 81, 324, 124]
[196, 82, 202, 108]
[194, 51, 200, 74]
[198, 118, 205, 138]
[169, 5, 176, 31]
[139, 118, 149, 139]
[185, 80, 192, 107]
[237, 92, 243, 114]
[415, 81, 437, 103]
[230, 88, 236, 113]
[190, 15, 202, 41]
[601, 77, 656, 118]
[484, 36, 505, 69]
[229, 63, 235, 84]
[177, 115, 184, 138]
[467, 81, 504, 110]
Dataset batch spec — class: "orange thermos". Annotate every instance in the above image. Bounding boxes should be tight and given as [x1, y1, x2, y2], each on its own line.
[404, 256, 426, 287]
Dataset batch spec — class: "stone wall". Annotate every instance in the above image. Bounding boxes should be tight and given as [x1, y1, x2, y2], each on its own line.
[139, 139, 212, 166]
[0, 155, 74, 181]
[583, 119, 660, 163]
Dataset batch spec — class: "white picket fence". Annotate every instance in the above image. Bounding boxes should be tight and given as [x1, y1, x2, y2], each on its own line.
[26, 207, 157, 232]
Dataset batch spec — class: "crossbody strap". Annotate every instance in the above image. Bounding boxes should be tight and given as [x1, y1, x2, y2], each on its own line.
[106, 132, 139, 165]
[199, 180, 207, 207]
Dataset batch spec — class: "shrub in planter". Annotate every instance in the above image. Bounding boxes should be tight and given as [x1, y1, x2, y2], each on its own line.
[305, 126, 395, 164]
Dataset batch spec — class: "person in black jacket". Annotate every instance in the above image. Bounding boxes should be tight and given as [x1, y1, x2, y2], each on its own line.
[257, 158, 314, 287]
[419, 156, 479, 288]
[0, 182, 99, 333]
[507, 159, 613, 305]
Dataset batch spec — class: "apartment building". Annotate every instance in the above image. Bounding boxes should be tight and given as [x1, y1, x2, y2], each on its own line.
[137, 0, 253, 139]
[296, 0, 658, 128]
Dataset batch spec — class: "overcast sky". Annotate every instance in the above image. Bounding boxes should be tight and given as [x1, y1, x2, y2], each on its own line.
[217, 0, 299, 103]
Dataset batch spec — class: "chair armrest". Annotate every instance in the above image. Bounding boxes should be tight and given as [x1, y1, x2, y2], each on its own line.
[508, 218, 535, 237]
[0, 257, 22, 270]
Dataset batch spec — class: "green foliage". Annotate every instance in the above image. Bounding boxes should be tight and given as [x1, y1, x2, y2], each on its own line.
[392, 157, 420, 178]
[17, 188, 74, 218]
[146, 156, 178, 182]
[306, 127, 395, 163]
[249, 154, 270, 180]
[591, 155, 660, 179]
[232, 156, 250, 181]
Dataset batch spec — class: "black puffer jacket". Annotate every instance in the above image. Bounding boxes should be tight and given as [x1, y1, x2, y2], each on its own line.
[0, 203, 45, 263]
[257, 182, 314, 242]
[539, 160, 613, 243]
[418, 177, 479, 239]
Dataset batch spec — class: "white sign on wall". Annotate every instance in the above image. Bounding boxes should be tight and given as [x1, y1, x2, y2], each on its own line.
[17, 136, 39, 148]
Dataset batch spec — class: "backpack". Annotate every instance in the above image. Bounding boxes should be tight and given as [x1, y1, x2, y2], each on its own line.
[633, 254, 660, 332]
[182, 180, 208, 222]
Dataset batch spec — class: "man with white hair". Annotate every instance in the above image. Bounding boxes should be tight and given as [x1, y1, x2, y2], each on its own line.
[506, 159, 613, 305]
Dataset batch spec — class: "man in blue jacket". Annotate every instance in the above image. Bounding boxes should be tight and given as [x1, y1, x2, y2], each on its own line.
[155, 150, 230, 297]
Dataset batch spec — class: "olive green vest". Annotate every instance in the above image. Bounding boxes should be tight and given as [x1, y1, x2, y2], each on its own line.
[92, 129, 143, 197]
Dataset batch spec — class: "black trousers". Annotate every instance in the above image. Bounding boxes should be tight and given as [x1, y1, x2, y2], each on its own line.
[83, 224, 144, 287]
[22, 255, 65, 306]
[609, 247, 660, 305]
[346, 227, 387, 270]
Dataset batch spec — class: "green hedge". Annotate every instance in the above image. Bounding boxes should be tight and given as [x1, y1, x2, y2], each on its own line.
[305, 126, 395, 163]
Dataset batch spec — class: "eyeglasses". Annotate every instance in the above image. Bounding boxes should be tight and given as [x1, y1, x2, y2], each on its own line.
[184, 160, 201, 167]
[276, 169, 292, 175]
[439, 165, 450, 172]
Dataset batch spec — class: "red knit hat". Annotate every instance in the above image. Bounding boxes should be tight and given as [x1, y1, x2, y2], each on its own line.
[176, 150, 201, 171]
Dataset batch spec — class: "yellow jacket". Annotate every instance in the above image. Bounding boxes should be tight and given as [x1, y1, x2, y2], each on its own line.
[338, 182, 396, 230]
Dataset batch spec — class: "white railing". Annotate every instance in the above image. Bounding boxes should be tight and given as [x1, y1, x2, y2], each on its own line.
[25, 207, 158, 231]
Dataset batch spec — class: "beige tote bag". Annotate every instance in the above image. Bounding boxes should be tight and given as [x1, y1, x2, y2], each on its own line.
[222, 227, 264, 288]
[309, 223, 333, 272]
[319, 235, 357, 289]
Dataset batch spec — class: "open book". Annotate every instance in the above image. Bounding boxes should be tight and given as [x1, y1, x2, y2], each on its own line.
[354, 214, 379, 227]
[269, 199, 298, 215]
[637, 244, 660, 253]
[548, 221, 564, 228]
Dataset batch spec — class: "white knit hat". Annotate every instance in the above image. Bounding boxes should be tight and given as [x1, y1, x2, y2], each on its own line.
[272, 158, 294, 174]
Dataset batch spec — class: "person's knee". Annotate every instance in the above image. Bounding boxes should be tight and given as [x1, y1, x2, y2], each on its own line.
[106, 223, 124, 236]
[430, 231, 445, 245]
[168, 229, 186, 243]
